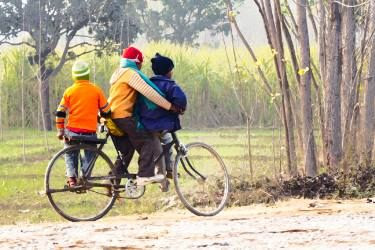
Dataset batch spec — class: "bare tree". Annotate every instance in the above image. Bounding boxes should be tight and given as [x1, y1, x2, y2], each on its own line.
[324, 2, 343, 170]
[317, 0, 328, 161]
[341, 0, 357, 133]
[254, 0, 297, 176]
[341, 0, 358, 172]
[361, 0, 375, 166]
[296, 0, 317, 176]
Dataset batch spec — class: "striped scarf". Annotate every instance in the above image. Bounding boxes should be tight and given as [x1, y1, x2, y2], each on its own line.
[120, 58, 165, 110]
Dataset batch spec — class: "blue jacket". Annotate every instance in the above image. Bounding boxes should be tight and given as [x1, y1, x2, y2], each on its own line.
[138, 75, 187, 132]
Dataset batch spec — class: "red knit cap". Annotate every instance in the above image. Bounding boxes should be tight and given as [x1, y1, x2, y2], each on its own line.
[122, 46, 144, 63]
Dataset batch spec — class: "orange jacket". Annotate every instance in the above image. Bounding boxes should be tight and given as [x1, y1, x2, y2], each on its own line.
[56, 80, 110, 132]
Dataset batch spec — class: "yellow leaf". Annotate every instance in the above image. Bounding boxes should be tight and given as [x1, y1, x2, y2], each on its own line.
[298, 67, 310, 76]
[228, 11, 237, 17]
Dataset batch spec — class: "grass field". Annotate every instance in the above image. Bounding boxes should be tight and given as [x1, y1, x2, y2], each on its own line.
[0, 128, 286, 225]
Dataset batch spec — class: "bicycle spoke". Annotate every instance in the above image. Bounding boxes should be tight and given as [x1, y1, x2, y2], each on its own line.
[185, 157, 207, 180]
[180, 157, 197, 179]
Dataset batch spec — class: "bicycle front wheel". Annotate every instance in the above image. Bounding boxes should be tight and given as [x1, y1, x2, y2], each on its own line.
[45, 144, 116, 222]
[173, 142, 230, 216]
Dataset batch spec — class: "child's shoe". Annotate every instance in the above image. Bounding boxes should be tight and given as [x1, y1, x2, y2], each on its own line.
[136, 174, 164, 186]
[67, 177, 77, 187]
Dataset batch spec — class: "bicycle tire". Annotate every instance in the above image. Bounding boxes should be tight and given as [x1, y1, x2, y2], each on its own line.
[173, 142, 230, 216]
[45, 144, 116, 222]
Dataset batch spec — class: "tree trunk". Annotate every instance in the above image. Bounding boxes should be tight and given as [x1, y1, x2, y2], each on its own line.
[341, 0, 357, 172]
[318, 0, 327, 83]
[324, 3, 343, 170]
[255, 0, 297, 176]
[341, 0, 356, 133]
[318, 0, 327, 162]
[361, 0, 375, 166]
[350, 7, 371, 166]
[272, 0, 297, 176]
[253, 0, 296, 175]
[39, 62, 52, 131]
[281, 11, 305, 155]
[296, 0, 317, 176]
[312, 74, 326, 165]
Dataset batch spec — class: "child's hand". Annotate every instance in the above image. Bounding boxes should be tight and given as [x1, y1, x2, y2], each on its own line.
[57, 130, 64, 140]
[170, 104, 185, 115]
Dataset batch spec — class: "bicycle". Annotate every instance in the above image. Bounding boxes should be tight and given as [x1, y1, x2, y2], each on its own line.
[45, 125, 230, 222]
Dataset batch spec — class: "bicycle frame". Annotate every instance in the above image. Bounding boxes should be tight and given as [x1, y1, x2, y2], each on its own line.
[78, 130, 206, 189]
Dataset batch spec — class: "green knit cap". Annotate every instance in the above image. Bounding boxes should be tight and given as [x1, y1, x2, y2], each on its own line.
[72, 61, 90, 79]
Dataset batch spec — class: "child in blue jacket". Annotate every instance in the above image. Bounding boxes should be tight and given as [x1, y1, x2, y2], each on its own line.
[138, 53, 187, 177]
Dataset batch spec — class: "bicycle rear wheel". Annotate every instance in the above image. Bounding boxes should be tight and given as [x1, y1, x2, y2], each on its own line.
[173, 142, 230, 216]
[45, 144, 116, 222]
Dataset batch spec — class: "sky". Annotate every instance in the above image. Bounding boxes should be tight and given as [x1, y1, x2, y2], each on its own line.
[231, 1, 268, 46]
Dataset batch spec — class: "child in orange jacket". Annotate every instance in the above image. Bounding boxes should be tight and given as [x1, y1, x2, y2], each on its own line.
[55, 61, 110, 187]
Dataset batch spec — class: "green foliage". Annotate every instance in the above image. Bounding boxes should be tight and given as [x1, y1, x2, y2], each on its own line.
[0, 0, 140, 53]
[135, 0, 244, 45]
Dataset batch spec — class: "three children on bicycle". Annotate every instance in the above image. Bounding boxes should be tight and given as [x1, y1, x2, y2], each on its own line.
[55, 47, 186, 188]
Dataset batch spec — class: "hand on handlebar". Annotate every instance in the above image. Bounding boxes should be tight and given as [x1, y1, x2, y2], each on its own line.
[170, 104, 185, 115]
[57, 130, 64, 140]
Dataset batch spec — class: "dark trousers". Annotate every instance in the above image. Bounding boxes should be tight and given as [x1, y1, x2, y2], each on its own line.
[111, 134, 134, 176]
[113, 117, 161, 177]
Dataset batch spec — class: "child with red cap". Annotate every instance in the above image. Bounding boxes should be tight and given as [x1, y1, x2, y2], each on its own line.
[108, 46, 180, 186]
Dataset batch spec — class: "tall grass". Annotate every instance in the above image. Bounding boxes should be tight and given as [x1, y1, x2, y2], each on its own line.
[0, 42, 279, 129]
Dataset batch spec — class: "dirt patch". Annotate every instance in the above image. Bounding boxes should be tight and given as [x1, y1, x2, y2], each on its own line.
[0, 199, 374, 249]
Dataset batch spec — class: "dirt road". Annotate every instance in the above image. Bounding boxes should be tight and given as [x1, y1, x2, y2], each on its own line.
[1, 199, 375, 249]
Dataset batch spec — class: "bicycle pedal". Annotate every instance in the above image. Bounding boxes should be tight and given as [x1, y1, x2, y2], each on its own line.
[159, 179, 170, 192]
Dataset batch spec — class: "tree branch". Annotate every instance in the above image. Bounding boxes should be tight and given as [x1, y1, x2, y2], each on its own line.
[66, 49, 98, 61]
[50, 35, 74, 77]
[74, 34, 95, 39]
[69, 42, 95, 50]
[285, 2, 299, 34]
[0, 40, 35, 48]
[307, 5, 318, 42]
[50, 17, 89, 77]
[227, 2, 265, 80]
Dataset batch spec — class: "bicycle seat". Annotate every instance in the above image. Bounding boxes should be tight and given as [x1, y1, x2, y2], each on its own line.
[65, 135, 107, 144]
